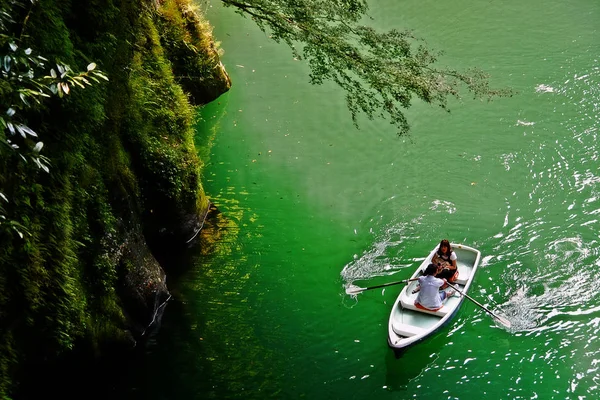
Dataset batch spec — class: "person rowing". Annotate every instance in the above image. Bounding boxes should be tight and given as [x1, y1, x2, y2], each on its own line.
[414, 263, 455, 311]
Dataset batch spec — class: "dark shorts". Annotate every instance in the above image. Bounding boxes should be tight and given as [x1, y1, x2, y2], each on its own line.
[435, 268, 458, 281]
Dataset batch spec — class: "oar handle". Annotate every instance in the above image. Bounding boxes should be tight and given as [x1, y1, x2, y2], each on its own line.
[363, 279, 412, 291]
[346, 278, 416, 295]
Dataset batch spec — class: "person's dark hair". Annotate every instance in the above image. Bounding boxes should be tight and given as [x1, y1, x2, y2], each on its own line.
[438, 239, 452, 255]
[424, 263, 438, 276]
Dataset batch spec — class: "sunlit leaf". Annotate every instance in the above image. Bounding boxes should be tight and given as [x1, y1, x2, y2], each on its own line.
[50, 68, 57, 78]
[6, 108, 15, 117]
[15, 125, 26, 138]
[33, 141, 43, 152]
[19, 124, 37, 137]
[19, 93, 29, 106]
[87, 62, 96, 71]
[3, 55, 11, 71]
[9, 42, 17, 51]
[72, 79, 85, 88]
[25, 48, 32, 55]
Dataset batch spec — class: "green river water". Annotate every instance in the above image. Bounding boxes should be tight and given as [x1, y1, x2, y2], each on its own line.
[115, 0, 600, 399]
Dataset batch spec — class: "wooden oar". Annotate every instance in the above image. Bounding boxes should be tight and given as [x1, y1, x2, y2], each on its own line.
[345, 279, 415, 295]
[446, 282, 511, 328]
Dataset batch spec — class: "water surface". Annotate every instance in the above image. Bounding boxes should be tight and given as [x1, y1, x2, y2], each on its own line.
[123, 1, 600, 398]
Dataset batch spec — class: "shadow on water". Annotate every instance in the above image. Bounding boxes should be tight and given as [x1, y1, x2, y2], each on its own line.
[13, 207, 230, 400]
[13, 281, 213, 400]
[383, 343, 439, 391]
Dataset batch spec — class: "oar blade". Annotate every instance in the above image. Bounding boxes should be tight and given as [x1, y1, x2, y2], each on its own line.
[493, 314, 512, 329]
[345, 285, 366, 295]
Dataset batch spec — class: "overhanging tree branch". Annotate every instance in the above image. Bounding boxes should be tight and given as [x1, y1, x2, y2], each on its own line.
[222, 0, 511, 135]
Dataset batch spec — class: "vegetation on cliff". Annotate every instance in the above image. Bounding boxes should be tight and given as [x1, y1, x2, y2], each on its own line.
[0, 0, 229, 396]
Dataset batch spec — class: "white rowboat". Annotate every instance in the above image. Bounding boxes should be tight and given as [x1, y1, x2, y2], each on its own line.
[387, 243, 481, 354]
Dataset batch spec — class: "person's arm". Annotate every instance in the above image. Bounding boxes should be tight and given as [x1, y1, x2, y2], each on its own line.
[450, 252, 457, 269]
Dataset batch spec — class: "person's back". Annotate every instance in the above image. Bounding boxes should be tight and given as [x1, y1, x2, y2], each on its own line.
[415, 263, 454, 311]
[416, 274, 445, 310]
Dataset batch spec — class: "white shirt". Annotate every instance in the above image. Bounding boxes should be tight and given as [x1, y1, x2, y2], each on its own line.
[416, 275, 445, 309]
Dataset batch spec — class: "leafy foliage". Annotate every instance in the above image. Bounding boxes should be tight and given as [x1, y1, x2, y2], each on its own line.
[1, 33, 108, 171]
[0, 0, 108, 239]
[0, 0, 222, 395]
[223, 0, 510, 134]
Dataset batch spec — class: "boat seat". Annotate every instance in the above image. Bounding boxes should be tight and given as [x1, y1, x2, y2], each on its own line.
[392, 322, 427, 337]
[400, 295, 450, 317]
[455, 276, 468, 285]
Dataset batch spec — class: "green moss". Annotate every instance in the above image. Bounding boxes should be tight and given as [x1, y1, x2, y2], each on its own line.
[155, 0, 231, 104]
[0, 0, 229, 396]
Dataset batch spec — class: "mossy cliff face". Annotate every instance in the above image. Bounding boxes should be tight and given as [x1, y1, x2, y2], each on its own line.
[0, 0, 230, 395]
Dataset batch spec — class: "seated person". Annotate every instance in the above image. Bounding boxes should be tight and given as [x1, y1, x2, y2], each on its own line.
[414, 263, 455, 311]
[432, 239, 458, 282]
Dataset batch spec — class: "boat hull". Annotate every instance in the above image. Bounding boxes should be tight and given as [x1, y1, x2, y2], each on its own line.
[387, 243, 481, 352]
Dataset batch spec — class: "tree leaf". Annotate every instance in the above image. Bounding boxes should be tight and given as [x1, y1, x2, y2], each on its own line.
[87, 62, 96, 71]
[19, 124, 37, 137]
[71, 79, 85, 88]
[94, 71, 109, 81]
[15, 125, 26, 138]
[3, 55, 11, 71]
[7, 122, 15, 135]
